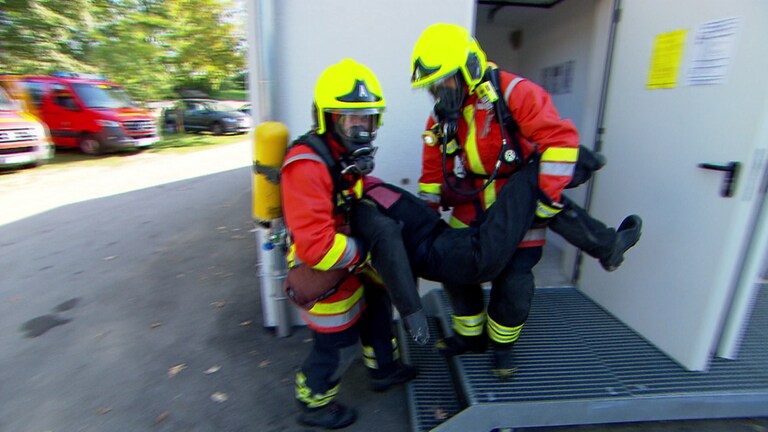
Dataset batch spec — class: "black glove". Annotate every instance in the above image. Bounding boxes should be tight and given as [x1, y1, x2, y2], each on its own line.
[403, 309, 430, 345]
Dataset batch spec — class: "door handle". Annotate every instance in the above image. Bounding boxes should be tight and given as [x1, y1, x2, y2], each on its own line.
[697, 161, 740, 197]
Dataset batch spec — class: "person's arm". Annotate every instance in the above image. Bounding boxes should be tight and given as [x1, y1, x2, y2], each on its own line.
[281, 147, 361, 271]
[506, 77, 579, 219]
[418, 115, 454, 209]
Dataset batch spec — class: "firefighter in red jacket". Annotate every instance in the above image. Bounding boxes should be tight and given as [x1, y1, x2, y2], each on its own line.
[410, 23, 584, 378]
[281, 59, 417, 429]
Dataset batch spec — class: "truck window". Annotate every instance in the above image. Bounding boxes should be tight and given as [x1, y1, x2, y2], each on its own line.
[52, 84, 78, 110]
[24, 81, 45, 108]
[0, 87, 14, 110]
[71, 83, 134, 109]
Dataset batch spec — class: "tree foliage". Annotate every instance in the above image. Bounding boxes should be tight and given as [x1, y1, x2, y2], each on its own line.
[0, 0, 244, 101]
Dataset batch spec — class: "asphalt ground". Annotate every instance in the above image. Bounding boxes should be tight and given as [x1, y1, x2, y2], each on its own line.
[1, 140, 766, 432]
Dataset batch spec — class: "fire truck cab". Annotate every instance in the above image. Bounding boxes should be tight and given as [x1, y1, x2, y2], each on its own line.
[0, 72, 159, 155]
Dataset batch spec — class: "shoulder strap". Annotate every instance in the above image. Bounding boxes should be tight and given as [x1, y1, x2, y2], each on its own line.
[487, 67, 525, 160]
[289, 132, 353, 212]
[290, 132, 340, 179]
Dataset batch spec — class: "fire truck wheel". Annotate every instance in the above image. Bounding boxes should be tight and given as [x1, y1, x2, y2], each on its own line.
[80, 133, 103, 155]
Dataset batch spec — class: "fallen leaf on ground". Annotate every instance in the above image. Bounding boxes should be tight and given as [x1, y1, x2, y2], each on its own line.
[204, 365, 221, 374]
[211, 301, 226, 309]
[211, 392, 228, 403]
[167, 364, 187, 377]
[155, 411, 170, 423]
[239, 320, 252, 326]
[258, 360, 271, 368]
[103, 256, 117, 261]
[149, 322, 162, 329]
[96, 407, 112, 415]
[434, 407, 448, 420]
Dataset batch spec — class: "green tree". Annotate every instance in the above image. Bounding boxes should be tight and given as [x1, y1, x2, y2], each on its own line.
[165, 0, 244, 92]
[0, 0, 99, 73]
[88, 0, 176, 100]
[0, 0, 245, 101]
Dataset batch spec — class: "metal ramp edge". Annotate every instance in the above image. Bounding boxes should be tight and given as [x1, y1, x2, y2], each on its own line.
[403, 286, 768, 432]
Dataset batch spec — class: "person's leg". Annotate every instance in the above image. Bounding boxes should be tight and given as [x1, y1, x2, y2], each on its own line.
[548, 196, 642, 271]
[486, 246, 542, 379]
[296, 326, 359, 429]
[436, 281, 489, 356]
[566, 144, 606, 189]
[350, 200, 429, 344]
[357, 280, 418, 392]
[425, 157, 539, 284]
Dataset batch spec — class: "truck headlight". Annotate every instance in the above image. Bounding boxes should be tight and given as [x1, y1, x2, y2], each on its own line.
[97, 119, 121, 128]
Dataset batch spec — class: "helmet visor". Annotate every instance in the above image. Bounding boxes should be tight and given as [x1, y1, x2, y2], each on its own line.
[328, 111, 382, 152]
[427, 73, 465, 121]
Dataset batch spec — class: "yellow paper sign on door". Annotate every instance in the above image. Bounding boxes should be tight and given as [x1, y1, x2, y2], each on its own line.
[647, 29, 688, 89]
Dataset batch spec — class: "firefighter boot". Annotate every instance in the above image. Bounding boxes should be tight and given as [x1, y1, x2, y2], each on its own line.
[599, 215, 643, 271]
[370, 363, 419, 392]
[298, 402, 357, 429]
[491, 344, 518, 381]
[436, 333, 488, 358]
[549, 197, 642, 271]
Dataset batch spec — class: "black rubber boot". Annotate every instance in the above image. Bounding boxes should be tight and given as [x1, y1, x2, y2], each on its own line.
[370, 363, 419, 392]
[435, 334, 488, 357]
[491, 345, 518, 381]
[599, 215, 643, 271]
[298, 402, 357, 429]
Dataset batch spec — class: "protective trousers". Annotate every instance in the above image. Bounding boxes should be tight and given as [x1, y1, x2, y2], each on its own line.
[443, 246, 542, 347]
[296, 283, 398, 408]
[350, 201, 422, 318]
[547, 195, 614, 260]
[424, 157, 538, 284]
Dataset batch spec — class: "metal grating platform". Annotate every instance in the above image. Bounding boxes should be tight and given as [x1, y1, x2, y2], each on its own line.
[404, 285, 768, 432]
[399, 317, 463, 431]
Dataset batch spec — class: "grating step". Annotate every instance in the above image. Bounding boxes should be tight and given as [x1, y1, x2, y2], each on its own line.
[399, 317, 462, 432]
[406, 286, 768, 432]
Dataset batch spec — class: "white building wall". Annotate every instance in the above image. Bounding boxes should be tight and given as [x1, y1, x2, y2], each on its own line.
[251, 0, 475, 193]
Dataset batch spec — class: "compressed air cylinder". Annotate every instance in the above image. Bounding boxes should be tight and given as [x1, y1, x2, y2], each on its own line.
[252, 122, 289, 222]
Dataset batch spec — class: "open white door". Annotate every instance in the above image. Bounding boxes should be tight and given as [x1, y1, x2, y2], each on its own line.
[580, 0, 768, 371]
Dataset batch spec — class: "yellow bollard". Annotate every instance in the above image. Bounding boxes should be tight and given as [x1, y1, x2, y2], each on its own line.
[252, 122, 289, 223]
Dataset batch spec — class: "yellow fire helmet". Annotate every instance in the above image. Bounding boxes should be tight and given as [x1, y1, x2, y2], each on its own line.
[313, 58, 386, 136]
[410, 23, 488, 94]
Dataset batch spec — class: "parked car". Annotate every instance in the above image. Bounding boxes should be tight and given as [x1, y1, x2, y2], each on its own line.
[0, 72, 159, 155]
[163, 99, 251, 135]
[0, 84, 54, 169]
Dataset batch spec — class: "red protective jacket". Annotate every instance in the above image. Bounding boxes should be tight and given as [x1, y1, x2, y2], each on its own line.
[281, 134, 366, 332]
[418, 70, 579, 247]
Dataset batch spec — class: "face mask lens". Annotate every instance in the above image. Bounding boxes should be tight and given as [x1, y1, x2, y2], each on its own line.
[337, 114, 377, 143]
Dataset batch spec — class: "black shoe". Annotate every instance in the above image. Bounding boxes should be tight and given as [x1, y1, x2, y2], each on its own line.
[435, 335, 488, 358]
[491, 347, 518, 380]
[371, 363, 418, 392]
[600, 215, 643, 271]
[298, 402, 357, 429]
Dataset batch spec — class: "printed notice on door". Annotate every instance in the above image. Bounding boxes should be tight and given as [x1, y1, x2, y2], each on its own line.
[686, 17, 741, 86]
[646, 30, 687, 89]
